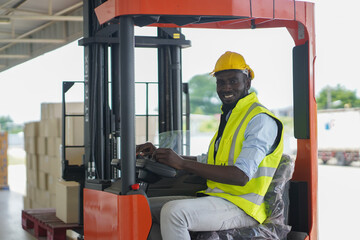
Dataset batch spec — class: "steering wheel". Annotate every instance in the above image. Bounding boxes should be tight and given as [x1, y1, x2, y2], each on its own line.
[136, 156, 177, 179]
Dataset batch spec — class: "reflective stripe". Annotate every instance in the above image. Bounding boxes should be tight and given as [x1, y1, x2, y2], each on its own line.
[205, 187, 225, 194]
[252, 166, 277, 179]
[228, 102, 265, 166]
[207, 137, 216, 163]
[205, 188, 264, 206]
[239, 193, 264, 206]
[226, 110, 232, 121]
[215, 136, 221, 152]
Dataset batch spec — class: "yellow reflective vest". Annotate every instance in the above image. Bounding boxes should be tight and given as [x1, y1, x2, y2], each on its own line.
[199, 92, 284, 224]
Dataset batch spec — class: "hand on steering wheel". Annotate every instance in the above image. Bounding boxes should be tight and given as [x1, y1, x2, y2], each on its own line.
[153, 148, 185, 170]
[136, 142, 157, 158]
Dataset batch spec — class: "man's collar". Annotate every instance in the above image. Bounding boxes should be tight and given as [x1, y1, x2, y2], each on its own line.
[231, 92, 258, 113]
[220, 92, 258, 113]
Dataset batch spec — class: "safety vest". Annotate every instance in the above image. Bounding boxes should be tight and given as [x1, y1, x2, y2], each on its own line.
[199, 92, 284, 224]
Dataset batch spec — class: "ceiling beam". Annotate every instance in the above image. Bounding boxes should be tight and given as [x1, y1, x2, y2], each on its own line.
[0, 54, 29, 59]
[1, 7, 51, 15]
[0, 15, 83, 21]
[0, 38, 66, 43]
[0, 31, 13, 35]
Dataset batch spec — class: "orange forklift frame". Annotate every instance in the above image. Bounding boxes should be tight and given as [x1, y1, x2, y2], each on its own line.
[84, 0, 317, 239]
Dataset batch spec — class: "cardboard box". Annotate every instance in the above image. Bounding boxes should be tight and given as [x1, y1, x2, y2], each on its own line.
[41, 102, 83, 120]
[0, 141, 7, 151]
[38, 121, 46, 137]
[50, 156, 62, 179]
[0, 150, 6, 158]
[0, 161, 7, 175]
[37, 118, 60, 137]
[41, 103, 62, 120]
[65, 117, 84, 146]
[25, 137, 37, 154]
[26, 185, 36, 202]
[32, 201, 42, 209]
[38, 171, 48, 191]
[45, 118, 61, 137]
[0, 173, 8, 186]
[56, 180, 79, 223]
[135, 116, 158, 144]
[23, 196, 32, 210]
[39, 155, 50, 174]
[50, 193, 56, 208]
[55, 138, 62, 159]
[28, 170, 38, 188]
[47, 137, 56, 157]
[48, 174, 57, 194]
[26, 154, 31, 170]
[35, 188, 50, 208]
[24, 122, 39, 137]
[47, 137, 62, 157]
[65, 147, 84, 166]
[29, 154, 39, 172]
[36, 137, 47, 155]
[0, 132, 8, 150]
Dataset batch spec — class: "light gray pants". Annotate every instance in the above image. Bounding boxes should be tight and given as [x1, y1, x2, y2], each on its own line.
[149, 196, 258, 240]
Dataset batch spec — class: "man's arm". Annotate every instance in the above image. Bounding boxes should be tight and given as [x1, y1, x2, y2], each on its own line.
[154, 148, 249, 186]
[180, 155, 197, 161]
[234, 114, 279, 180]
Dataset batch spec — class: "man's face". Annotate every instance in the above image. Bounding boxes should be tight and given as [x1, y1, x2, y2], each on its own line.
[216, 70, 251, 105]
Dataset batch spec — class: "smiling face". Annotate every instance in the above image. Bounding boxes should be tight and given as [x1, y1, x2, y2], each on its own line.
[216, 70, 251, 105]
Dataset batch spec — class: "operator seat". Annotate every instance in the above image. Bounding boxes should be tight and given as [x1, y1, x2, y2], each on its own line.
[191, 154, 295, 240]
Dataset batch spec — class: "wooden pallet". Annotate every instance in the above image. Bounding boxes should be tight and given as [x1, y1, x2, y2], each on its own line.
[22, 208, 81, 240]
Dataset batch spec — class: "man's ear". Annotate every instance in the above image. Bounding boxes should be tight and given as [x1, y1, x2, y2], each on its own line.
[246, 78, 251, 91]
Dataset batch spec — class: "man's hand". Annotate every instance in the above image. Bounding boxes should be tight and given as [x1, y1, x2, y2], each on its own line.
[136, 142, 157, 157]
[153, 148, 184, 170]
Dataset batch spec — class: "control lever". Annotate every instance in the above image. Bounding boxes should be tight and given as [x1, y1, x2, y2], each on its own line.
[111, 158, 121, 169]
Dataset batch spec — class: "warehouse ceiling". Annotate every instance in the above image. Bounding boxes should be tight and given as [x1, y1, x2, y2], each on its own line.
[0, 0, 83, 73]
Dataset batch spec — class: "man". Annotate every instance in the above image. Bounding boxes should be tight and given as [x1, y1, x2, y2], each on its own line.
[137, 51, 284, 240]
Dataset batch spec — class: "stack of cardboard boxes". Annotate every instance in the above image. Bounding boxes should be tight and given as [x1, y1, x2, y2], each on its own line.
[23, 102, 83, 224]
[0, 132, 8, 190]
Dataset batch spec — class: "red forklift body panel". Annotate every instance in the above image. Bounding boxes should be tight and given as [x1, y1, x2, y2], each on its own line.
[84, 188, 152, 240]
[95, 0, 251, 25]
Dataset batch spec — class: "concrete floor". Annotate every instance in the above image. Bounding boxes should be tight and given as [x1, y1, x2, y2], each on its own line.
[0, 164, 35, 239]
[0, 190, 35, 240]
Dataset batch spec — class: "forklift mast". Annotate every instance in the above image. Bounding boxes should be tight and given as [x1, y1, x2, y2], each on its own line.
[80, 6, 191, 186]
[79, 0, 317, 239]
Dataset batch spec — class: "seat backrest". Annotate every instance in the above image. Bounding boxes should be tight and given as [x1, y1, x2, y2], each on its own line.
[263, 154, 295, 225]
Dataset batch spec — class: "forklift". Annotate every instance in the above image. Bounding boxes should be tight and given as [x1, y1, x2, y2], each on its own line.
[62, 0, 317, 239]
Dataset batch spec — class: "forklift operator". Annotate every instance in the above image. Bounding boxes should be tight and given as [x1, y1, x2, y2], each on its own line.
[136, 51, 284, 240]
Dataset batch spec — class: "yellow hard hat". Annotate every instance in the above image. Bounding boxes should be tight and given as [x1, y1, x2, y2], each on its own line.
[211, 51, 254, 80]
